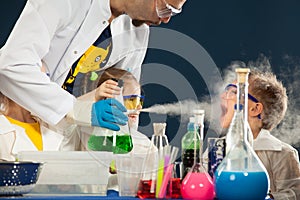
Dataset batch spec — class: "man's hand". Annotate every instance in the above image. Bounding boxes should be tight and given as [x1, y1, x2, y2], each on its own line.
[91, 98, 128, 131]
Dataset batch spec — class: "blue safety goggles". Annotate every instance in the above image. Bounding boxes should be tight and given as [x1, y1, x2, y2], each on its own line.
[224, 84, 259, 103]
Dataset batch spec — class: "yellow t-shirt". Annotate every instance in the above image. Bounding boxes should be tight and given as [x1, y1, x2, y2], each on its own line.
[6, 116, 43, 151]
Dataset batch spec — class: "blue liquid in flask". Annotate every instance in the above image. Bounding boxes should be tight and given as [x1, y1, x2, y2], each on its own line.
[214, 171, 269, 200]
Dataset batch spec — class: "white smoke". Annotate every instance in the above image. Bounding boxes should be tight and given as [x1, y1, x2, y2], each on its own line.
[140, 55, 300, 146]
[226, 55, 300, 146]
[274, 55, 300, 146]
[141, 99, 211, 117]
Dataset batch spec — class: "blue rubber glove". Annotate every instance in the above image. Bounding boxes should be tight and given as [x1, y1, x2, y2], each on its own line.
[91, 98, 128, 131]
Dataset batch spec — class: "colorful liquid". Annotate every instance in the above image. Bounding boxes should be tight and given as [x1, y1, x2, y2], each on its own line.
[182, 149, 199, 178]
[137, 179, 181, 199]
[137, 180, 155, 199]
[87, 135, 133, 154]
[181, 172, 215, 200]
[214, 171, 269, 200]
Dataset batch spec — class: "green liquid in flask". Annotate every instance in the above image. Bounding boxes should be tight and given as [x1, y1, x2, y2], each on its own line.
[88, 135, 133, 154]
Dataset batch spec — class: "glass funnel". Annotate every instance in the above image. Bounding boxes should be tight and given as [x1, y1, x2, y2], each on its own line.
[214, 68, 270, 200]
[181, 110, 215, 200]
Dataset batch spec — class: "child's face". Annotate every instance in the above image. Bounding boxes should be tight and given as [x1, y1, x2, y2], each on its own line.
[123, 83, 143, 129]
[220, 83, 237, 129]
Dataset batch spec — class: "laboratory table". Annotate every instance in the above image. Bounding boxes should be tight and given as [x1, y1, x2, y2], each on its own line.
[0, 190, 136, 200]
[0, 190, 273, 200]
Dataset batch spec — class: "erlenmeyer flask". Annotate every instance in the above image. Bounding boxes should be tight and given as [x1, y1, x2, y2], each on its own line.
[214, 68, 270, 200]
[88, 79, 133, 154]
[181, 110, 215, 200]
[87, 127, 114, 152]
[151, 122, 169, 149]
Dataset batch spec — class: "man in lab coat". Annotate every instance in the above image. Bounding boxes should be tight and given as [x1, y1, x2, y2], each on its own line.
[0, 0, 186, 131]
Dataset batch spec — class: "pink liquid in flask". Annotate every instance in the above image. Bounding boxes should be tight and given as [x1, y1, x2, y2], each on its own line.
[181, 172, 215, 200]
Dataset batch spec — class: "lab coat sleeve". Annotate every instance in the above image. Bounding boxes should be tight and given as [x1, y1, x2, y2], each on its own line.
[268, 147, 300, 200]
[0, 0, 76, 125]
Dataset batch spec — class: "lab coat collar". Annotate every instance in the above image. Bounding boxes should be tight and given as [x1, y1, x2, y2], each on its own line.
[80, 0, 111, 33]
[253, 129, 282, 151]
[0, 115, 64, 153]
[0, 115, 16, 134]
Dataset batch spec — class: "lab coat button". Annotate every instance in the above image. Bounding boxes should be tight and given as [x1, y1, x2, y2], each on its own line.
[102, 21, 106, 25]
[74, 50, 78, 54]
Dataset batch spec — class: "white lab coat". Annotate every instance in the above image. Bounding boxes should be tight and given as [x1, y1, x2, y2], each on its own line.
[0, 0, 149, 125]
[254, 129, 300, 200]
[0, 115, 64, 161]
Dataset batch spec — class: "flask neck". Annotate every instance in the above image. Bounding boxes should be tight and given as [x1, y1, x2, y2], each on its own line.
[236, 75, 250, 144]
[226, 70, 251, 151]
[232, 110, 247, 143]
[151, 134, 169, 149]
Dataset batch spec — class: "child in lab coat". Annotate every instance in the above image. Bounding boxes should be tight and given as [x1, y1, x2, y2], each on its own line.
[219, 68, 300, 199]
[60, 67, 151, 153]
[59, 67, 151, 191]
[0, 92, 64, 161]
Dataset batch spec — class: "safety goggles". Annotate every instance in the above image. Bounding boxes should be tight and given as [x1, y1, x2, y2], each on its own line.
[224, 84, 259, 103]
[156, 0, 182, 18]
[123, 95, 145, 110]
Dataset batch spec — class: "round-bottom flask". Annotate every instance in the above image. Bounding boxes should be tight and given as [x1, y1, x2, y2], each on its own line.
[214, 137, 269, 200]
[181, 163, 215, 200]
[181, 110, 215, 200]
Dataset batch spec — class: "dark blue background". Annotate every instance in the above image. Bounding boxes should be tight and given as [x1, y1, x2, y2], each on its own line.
[2, 1, 300, 71]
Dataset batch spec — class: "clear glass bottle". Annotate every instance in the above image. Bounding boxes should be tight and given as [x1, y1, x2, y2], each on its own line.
[215, 68, 270, 200]
[181, 117, 200, 179]
[181, 110, 215, 200]
[87, 79, 133, 154]
[137, 123, 169, 199]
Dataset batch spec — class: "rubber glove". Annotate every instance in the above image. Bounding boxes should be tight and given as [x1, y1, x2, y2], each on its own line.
[66, 98, 127, 131]
[91, 98, 128, 131]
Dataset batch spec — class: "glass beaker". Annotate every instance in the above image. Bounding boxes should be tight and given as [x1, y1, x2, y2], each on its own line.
[181, 110, 215, 200]
[214, 68, 270, 200]
[165, 161, 183, 199]
[137, 123, 169, 199]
